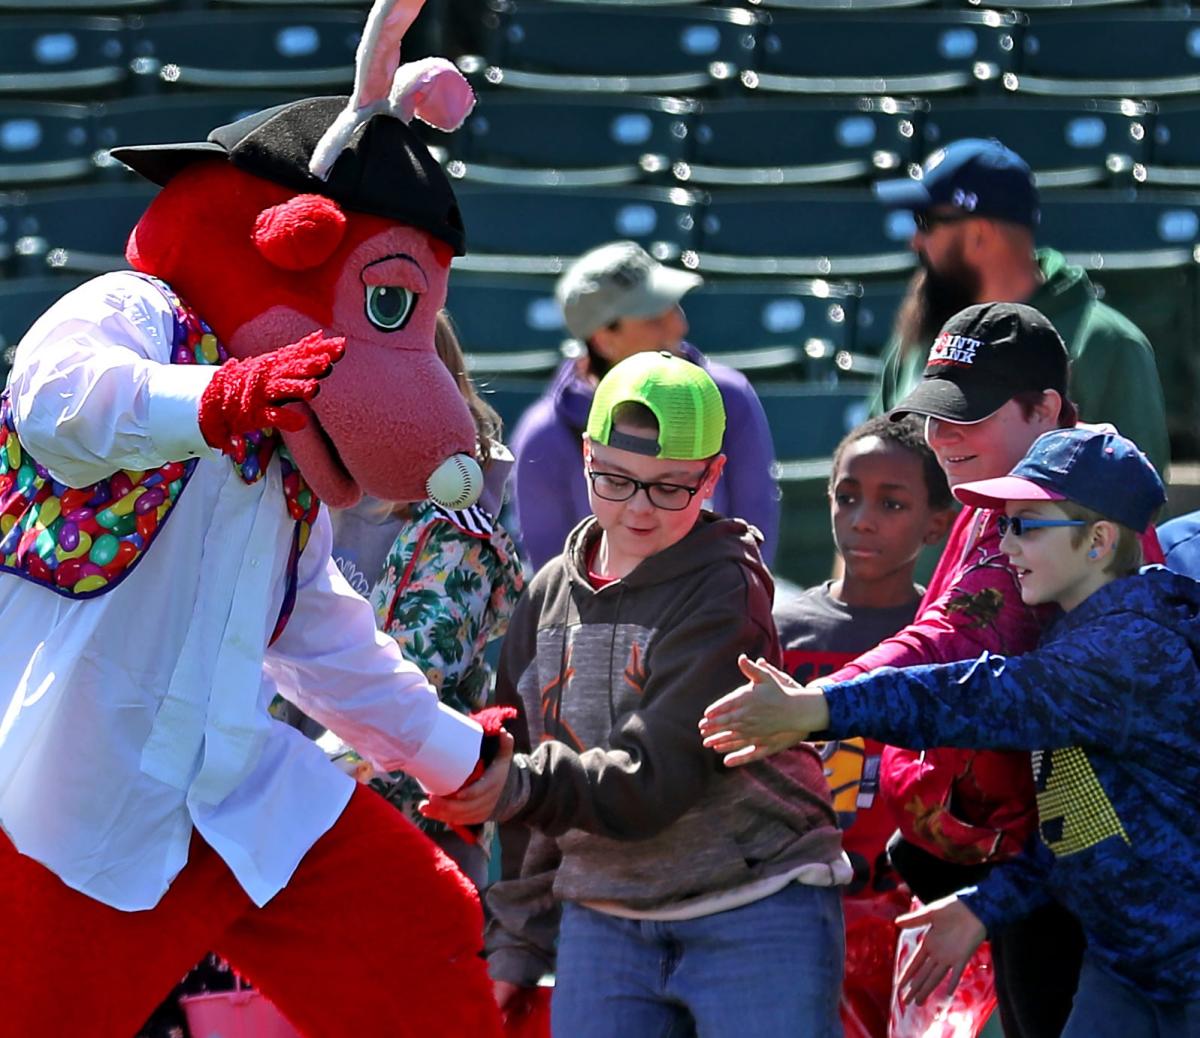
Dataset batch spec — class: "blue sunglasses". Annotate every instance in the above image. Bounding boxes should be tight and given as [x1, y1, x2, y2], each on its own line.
[997, 516, 1088, 538]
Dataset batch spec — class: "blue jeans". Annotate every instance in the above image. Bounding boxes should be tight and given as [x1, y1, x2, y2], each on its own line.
[551, 883, 844, 1038]
[1062, 958, 1200, 1038]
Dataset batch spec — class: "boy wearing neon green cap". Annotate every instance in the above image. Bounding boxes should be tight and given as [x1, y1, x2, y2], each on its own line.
[423, 351, 848, 1036]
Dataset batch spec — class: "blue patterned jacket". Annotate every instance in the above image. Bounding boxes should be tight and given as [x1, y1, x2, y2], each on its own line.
[826, 565, 1200, 1001]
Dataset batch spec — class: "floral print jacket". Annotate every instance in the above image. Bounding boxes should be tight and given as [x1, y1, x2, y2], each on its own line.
[365, 500, 524, 835]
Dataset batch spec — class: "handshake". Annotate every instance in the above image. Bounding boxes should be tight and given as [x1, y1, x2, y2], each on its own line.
[419, 707, 517, 832]
[699, 655, 833, 765]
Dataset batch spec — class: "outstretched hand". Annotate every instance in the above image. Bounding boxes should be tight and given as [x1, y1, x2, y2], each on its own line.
[895, 895, 987, 1006]
[420, 730, 514, 826]
[698, 655, 830, 766]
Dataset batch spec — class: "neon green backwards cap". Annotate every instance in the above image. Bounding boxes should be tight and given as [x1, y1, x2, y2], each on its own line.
[587, 351, 726, 460]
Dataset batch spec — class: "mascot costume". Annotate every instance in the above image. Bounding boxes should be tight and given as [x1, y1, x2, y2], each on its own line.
[0, 1, 511, 1034]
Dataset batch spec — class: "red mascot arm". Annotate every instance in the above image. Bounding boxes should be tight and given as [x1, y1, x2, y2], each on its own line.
[445, 705, 518, 846]
[198, 331, 345, 453]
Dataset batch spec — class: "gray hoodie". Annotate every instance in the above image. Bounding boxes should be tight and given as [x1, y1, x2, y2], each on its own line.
[486, 512, 843, 985]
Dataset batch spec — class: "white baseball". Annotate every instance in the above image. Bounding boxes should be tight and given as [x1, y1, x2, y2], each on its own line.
[426, 453, 483, 509]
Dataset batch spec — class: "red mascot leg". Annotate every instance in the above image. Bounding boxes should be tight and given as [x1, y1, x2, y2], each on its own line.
[0, 829, 250, 1037]
[215, 784, 504, 1038]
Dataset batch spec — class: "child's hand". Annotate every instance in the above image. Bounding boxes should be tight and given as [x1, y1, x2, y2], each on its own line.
[419, 730, 514, 826]
[698, 655, 831, 766]
[895, 895, 987, 1005]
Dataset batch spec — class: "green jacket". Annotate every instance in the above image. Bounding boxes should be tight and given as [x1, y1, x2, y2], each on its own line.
[871, 248, 1170, 472]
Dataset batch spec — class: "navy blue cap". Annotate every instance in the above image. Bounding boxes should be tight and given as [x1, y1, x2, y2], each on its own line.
[875, 138, 1040, 230]
[954, 427, 1166, 533]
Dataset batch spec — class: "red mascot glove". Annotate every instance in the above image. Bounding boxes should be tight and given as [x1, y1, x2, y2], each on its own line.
[448, 706, 518, 847]
[198, 331, 346, 452]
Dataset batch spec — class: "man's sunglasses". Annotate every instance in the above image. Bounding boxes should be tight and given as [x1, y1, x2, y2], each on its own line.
[996, 516, 1088, 538]
[913, 209, 975, 233]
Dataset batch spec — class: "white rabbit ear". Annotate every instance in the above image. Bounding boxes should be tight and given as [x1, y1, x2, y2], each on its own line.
[309, 0, 424, 180]
[390, 57, 476, 132]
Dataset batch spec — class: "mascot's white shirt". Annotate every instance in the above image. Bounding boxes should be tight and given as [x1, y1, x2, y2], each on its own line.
[0, 274, 483, 911]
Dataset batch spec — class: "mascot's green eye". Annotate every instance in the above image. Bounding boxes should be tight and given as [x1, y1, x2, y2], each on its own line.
[365, 285, 417, 331]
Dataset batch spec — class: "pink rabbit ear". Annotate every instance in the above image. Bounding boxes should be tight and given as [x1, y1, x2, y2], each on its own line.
[350, 0, 423, 111]
[309, 0, 425, 180]
[391, 58, 476, 132]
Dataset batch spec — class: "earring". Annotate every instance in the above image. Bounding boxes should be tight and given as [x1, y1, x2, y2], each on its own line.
[1087, 548, 1099, 559]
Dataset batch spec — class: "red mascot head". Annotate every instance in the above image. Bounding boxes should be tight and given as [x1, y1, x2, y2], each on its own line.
[112, 1, 479, 510]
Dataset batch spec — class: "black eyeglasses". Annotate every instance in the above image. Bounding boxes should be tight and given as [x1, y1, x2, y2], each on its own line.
[913, 210, 975, 234]
[586, 462, 711, 511]
[997, 515, 1088, 538]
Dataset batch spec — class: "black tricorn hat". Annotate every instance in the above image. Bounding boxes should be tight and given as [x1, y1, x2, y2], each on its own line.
[110, 95, 466, 256]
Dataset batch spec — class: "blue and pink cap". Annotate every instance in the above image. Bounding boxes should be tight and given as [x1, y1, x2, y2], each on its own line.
[954, 427, 1166, 533]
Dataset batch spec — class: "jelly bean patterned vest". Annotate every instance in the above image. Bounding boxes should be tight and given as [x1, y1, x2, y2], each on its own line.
[0, 275, 319, 643]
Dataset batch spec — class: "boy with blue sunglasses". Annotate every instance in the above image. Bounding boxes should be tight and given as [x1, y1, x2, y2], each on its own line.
[703, 427, 1200, 1034]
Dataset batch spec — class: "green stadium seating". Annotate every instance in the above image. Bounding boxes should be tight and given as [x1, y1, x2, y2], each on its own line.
[466, 3, 760, 95]
[126, 10, 364, 91]
[444, 273, 566, 375]
[0, 102, 94, 188]
[0, 0, 170, 8]
[475, 376, 546, 434]
[10, 183, 155, 277]
[852, 278, 909, 356]
[1010, 12, 1200, 98]
[0, 276, 89, 383]
[687, 189, 916, 277]
[1037, 191, 1200, 271]
[757, 382, 872, 461]
[451, 184, 699, 274]
[676, 97, 920, 188]
[1142, 102, 1200, 188]
[681, 278, 858, 377]
[92, 92, 306, 176]
[746, 10, 1023, 96]
[0, 17, 128, 97]
[918, 98, 1150, 189]
[446, 273, 565, 350]
[445, 93, 693, 188]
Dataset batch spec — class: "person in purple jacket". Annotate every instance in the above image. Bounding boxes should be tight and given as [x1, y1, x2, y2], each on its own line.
[509, 241, 780, 569]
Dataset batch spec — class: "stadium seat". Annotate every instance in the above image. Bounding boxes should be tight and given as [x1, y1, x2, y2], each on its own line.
[1010, 12, 1200, 98]
[446, 93, 693, 188]
[476, 376, 546, 434]
[753, 0, 935, 11]
[452, 184, 700, 275]
[1037, 191, 1200, 271]
[126, 10, 365, 91]
[0, 0, 169, 7]
[1142, 102, 1200, 188]
[0, 193, 15, 277]
[464, 3, 760, 94]
[681, 279, 858, 377]
[0, 102, 93, 188]
[675, 97, 920, 188]
[446, 273, 565, 349]
[10, 183, 155, 277]
[852, 278, 909, 357]
[0, 275, 88, 381]
[745, 10, 1022, 95]
[918, 98, 1150, 189]
[444, 273, 566, 374]
[757, 383, 872, 461]
[92, 92, 306, 176]
[0, 17, 128, 97]
[687, 190, 916, 278]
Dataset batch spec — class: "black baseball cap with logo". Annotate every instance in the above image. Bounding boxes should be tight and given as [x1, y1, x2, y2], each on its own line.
[888, 302, 1069, 424]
